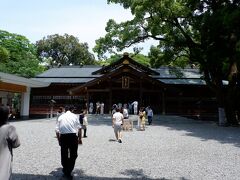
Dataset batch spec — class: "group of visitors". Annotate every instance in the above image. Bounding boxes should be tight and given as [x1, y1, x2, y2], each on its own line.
[111, 101, 138, 115]
[111, 102, 154, 128]
[137, 106, 154, 131]
[88, 101, 138, 117]
[111, 103, 154, 146]
[0, 102, 154, 179]
[88, 101, 104, 115]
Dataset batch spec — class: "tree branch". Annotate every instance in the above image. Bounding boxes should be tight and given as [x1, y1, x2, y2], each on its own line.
[173, 18, 199, 48]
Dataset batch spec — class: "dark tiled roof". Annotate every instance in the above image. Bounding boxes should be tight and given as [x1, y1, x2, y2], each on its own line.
[32, 66, 101, 83]
[36, 65, 101, 77]
[32, 65, 205, 85]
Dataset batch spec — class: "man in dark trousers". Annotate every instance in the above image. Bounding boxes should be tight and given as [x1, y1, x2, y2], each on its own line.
[79, 109, 88, 138]
[56, 106, 82, 179]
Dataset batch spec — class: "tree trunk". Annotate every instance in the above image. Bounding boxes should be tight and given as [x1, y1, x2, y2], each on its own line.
[216, 86, 239, 126]
[215, 88, 226, 126]
[224, 85, 239, 126]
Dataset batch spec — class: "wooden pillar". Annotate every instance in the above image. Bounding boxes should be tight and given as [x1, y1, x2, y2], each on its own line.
[20, 87, 30, 119]
[162, 88, 166, 115]
[86, 90, 89, 113]
[109, 79, 112, 114]
[140, 78, 143, 106]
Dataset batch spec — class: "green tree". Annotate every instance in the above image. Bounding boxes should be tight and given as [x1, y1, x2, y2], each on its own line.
[0, 46, 9, 62]
[94, 0, 240, 125]
[36, 34, 95, 66]
[0, 30, 44, 77]
[97, 53, 150, 66]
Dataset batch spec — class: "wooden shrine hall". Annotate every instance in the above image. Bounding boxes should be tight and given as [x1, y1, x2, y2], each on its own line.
[69, 53, 164, 114]
[31, 53, 217, 119]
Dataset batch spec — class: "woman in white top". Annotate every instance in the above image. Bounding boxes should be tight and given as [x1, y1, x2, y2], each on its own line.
[112, 108, 124, 143]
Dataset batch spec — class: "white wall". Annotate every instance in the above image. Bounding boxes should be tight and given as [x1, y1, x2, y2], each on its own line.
[20, 87, 30, 119]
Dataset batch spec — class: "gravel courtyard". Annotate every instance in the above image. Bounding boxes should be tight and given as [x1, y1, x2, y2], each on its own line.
[11, 115, 240, 180]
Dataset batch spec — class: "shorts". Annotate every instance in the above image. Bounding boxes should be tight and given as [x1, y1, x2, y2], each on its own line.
[114, 124, 122, 133]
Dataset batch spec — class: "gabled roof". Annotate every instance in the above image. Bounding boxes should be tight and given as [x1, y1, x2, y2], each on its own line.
[32, 54, 206, 85]
[92, 53, 160, 76]
[69, 64, 164, 94]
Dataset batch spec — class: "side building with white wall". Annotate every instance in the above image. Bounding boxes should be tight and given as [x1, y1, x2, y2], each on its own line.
[0, 72, 50, 119]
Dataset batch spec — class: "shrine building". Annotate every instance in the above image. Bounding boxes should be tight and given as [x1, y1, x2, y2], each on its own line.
[31, 53, 217, 119]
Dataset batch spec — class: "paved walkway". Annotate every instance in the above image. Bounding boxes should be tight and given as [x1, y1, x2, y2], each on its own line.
[11, 115, 240, 180]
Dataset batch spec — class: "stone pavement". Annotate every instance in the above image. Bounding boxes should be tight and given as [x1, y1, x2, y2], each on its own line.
[11, 115, 240, 180]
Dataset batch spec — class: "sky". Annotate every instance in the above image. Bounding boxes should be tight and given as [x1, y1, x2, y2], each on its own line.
[0, 0, 157, 58]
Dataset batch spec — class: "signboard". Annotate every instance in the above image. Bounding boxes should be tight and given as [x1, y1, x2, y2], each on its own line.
[122, 76, 129, 88]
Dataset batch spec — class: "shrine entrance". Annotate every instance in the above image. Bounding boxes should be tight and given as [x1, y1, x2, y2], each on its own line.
[69, 53, 164, 114]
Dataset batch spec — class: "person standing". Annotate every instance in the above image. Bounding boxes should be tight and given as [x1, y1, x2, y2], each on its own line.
[79, 110, 88, 138]
[118, 102, 122, 110]
[123, 107, 129, 119]
[100, 102, 104, 115]
[56, 106, 82, 179]
[111, 104, 118, 116]
[147, 106, 154, 125]
[122, 106, 132, 130]
[139, 107, 146, 131]
[89, 102, 93, 114]
[128, 102, 132, 114]
[0, 106, 20, 180]
[56, 107, 65, 123]
[132, 101, 138, 115]
[96, 101, 100, 114]
[112, 108, 124, 143]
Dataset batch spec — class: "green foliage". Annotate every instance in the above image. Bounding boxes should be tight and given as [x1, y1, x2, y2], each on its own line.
[0, 30, 44, 77]
[94, 0, 240, 123]
[96, 54, 122, 66]
[36, 34, 96, 66]
[95, 0, 240, 84]
[97, 53, 150, 66]
[0, 46, 9, 62]
[149, 46, 189, 68]
[94, 0, 195, 66]
[131, 53, 150, 67]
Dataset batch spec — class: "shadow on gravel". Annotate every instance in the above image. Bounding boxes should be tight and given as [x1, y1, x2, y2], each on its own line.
[156, 116, 240, 148]
[13, 168, 189, 180]
[83, 114, 240, 148]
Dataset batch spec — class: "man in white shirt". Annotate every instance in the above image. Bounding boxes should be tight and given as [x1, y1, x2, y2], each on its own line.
[132, 101, 138, 115]
[100, 102, 104, 115]
[89, 102, 93, 114]
[123, 107, 129, 119]
[112, 108, 124, 143]
[56, 106, 82, 179]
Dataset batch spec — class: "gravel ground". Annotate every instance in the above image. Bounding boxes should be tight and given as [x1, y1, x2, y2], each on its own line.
[10, 115, 240, 180]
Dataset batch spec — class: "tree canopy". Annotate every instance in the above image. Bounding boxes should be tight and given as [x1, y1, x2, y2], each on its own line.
[94, 0, 240, 125]
[97, 53, 150, 67]
[36, 34, 96, 66]
[0, 30, 44, 77]
[0, 46, 9, 62]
